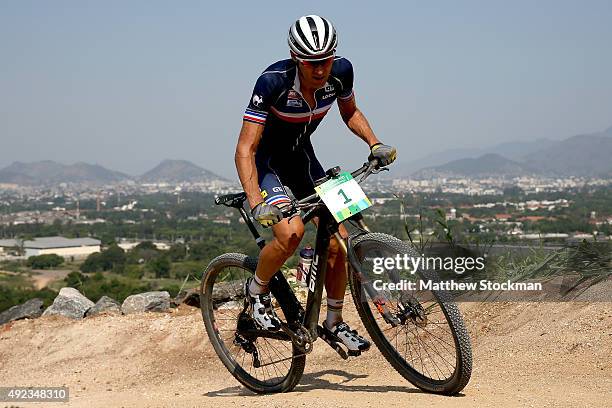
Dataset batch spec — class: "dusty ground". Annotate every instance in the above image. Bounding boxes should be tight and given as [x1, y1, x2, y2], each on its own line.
[0, 296, 610, 408]
[29, 269, 72, 290]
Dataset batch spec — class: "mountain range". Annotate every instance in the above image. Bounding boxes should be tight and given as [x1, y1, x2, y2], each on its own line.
[409, 125, 612, 178]
[140, 160, 224, 183]
[0, 159, 226, 186]
[2, 126, 611, 185]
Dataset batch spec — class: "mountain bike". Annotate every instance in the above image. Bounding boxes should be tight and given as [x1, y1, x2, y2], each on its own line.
[199, 159, 472, 395]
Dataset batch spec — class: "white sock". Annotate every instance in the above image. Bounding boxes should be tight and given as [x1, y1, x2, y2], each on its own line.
[249, 274, 269, 295]
[325, 297, 344, 328]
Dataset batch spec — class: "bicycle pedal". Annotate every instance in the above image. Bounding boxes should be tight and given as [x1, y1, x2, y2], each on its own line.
[317, 325, 348, 360]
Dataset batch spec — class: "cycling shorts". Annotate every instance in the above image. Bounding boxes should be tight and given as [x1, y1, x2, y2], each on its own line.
[255, 147, 325, 208]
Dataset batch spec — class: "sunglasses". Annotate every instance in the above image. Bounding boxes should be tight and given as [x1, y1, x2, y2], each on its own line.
[296, 54, 335, 67]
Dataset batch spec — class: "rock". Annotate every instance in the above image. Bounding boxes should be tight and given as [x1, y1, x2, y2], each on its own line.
[42, 287, 95, 319]
[211, 280, 244, 302]
[173, 288, 200, 308]
[0, 298, 44, 325]
[85, 296, 122, 317]
[121, 291, 170, 314]
[218, 300, 244, 310]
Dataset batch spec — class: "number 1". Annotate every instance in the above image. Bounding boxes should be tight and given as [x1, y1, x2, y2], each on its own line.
[338, 188, 351, 204]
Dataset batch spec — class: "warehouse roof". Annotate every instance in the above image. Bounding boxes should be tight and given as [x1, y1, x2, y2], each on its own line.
[0, 239, 19, 248]
[23, 237, 101, 249]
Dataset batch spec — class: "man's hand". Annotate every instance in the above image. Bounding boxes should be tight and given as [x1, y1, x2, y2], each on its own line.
[251, 202, 283, 227]
[369, 143, 397, 166]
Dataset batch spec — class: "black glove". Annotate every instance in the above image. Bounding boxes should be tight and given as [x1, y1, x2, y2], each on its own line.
[251, 202, 283, 227]
[368, 143, 397, 166]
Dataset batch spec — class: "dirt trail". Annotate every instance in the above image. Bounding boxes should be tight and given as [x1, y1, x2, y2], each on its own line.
[0, 298, 610, 408]
[30, 269, 72, 289]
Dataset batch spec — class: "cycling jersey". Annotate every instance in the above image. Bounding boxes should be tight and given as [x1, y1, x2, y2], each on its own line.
[243, 57, 354, 207]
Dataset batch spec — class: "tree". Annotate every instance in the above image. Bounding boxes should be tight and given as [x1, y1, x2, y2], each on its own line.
[65, 271, 89, 289]
[80, 252, 103, 273]
[103, 244, 126, 268]
[79, 245, 126, 273]
[26, 254, 64, 269]
[167, 243, 187, 262]
[149, 256, 171, 278]
[135, 241, 158, 251]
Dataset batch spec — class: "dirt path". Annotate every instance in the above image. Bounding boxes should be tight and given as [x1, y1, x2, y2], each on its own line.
[29, 269, 72, 289]
[0, 299, 610, 407]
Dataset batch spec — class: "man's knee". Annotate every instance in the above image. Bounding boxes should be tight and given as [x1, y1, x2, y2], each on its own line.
[327, 236, 346, 262]
[273, 220, 304, 256]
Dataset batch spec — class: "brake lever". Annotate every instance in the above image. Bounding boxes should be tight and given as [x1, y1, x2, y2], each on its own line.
[358, 162, 377, 183]
[371, 167, 389, 174]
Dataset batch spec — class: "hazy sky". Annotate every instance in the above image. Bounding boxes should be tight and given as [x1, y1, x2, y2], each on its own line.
[1, 0, 611, 179]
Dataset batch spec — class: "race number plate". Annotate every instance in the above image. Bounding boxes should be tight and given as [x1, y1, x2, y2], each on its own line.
[315, 172, 372, 222]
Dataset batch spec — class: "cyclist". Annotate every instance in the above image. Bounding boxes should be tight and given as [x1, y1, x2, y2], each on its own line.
[235, 15, 397, 354]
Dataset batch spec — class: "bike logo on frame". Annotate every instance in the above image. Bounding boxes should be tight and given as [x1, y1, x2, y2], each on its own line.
[308, 254, 319, 292]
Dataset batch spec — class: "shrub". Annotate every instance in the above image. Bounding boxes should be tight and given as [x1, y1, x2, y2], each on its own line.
[80, 244, 126, 273]
[148, 256, 171, 278]
[26, 254, 64, 269]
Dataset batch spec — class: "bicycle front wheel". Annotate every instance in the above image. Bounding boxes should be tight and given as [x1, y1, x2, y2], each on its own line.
[200, 253, 305, 394]
[348, 233, 472, 395]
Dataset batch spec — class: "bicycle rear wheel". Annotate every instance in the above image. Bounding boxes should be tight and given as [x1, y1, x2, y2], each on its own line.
[200, 253, 305, 393]
[348, 233, 472, 395]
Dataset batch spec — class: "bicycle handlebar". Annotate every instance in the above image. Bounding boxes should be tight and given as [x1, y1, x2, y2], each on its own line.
[279, 158, 384, 218]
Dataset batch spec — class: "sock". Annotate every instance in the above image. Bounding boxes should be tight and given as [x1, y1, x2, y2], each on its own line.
[249, 274, 269, 295]
[325, 297, 344, 328]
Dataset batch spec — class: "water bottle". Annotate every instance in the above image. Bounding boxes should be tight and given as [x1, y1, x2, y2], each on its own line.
[296, 245, 314, 286]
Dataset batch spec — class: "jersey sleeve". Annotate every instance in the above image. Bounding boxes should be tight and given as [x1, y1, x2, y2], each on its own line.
[243, 74, 277, 126]
[335, 58, 354, 101]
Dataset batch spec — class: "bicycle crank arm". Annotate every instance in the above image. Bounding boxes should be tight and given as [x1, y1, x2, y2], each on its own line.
[280, 322, 314, 354]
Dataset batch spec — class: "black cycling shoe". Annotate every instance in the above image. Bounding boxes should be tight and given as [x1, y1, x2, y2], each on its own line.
[321, 321, 371, 355]
[244, 277, 282, 331]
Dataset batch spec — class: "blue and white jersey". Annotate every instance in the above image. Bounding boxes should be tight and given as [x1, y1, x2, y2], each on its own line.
[243, 57, 354, 158]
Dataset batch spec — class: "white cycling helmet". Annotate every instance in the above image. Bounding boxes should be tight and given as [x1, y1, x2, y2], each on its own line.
[288, 15, 337, 61]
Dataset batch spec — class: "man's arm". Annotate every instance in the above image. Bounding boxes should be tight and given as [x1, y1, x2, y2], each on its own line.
[337, 96, 381, 147]
[235, 121, 265, 209]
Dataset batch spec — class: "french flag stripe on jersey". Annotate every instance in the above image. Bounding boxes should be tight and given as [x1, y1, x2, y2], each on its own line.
[267, 195, 291, 206]
[244, 109, 267, 124]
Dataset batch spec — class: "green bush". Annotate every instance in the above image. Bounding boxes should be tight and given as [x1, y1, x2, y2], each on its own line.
[171, 261, 204, 280]
[0, 286, 57, 313]
[134, 241, 158, 251]
[26, 254, 64, 269]
[158, 284, 180, 297]
[148, 256, 171, 278]
[62, 272, 151, 303]
[80, 244, 126, 273]
[167, 243, 187, 262]
[124, 265, 145, 279]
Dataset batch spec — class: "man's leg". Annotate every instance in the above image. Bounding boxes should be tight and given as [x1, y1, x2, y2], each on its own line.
[324, 224, 348, 326]
[320, 223, 371, 353]
[246, 215, 304, 331]
[250, 216, 305, 294]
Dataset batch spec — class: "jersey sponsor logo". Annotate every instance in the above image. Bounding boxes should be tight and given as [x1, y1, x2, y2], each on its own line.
[321, 92, 336, 100]
[288, 90, 300, 100]
[271, 186, 283, 193]
[324, 84, 335, 92]
[261, 190, 268, 198]
[286, 99, 303, 107]
[252, 94, 264, 108]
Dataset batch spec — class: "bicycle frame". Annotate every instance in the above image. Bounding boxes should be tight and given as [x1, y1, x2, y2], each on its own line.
[235, 195, 373, 341]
